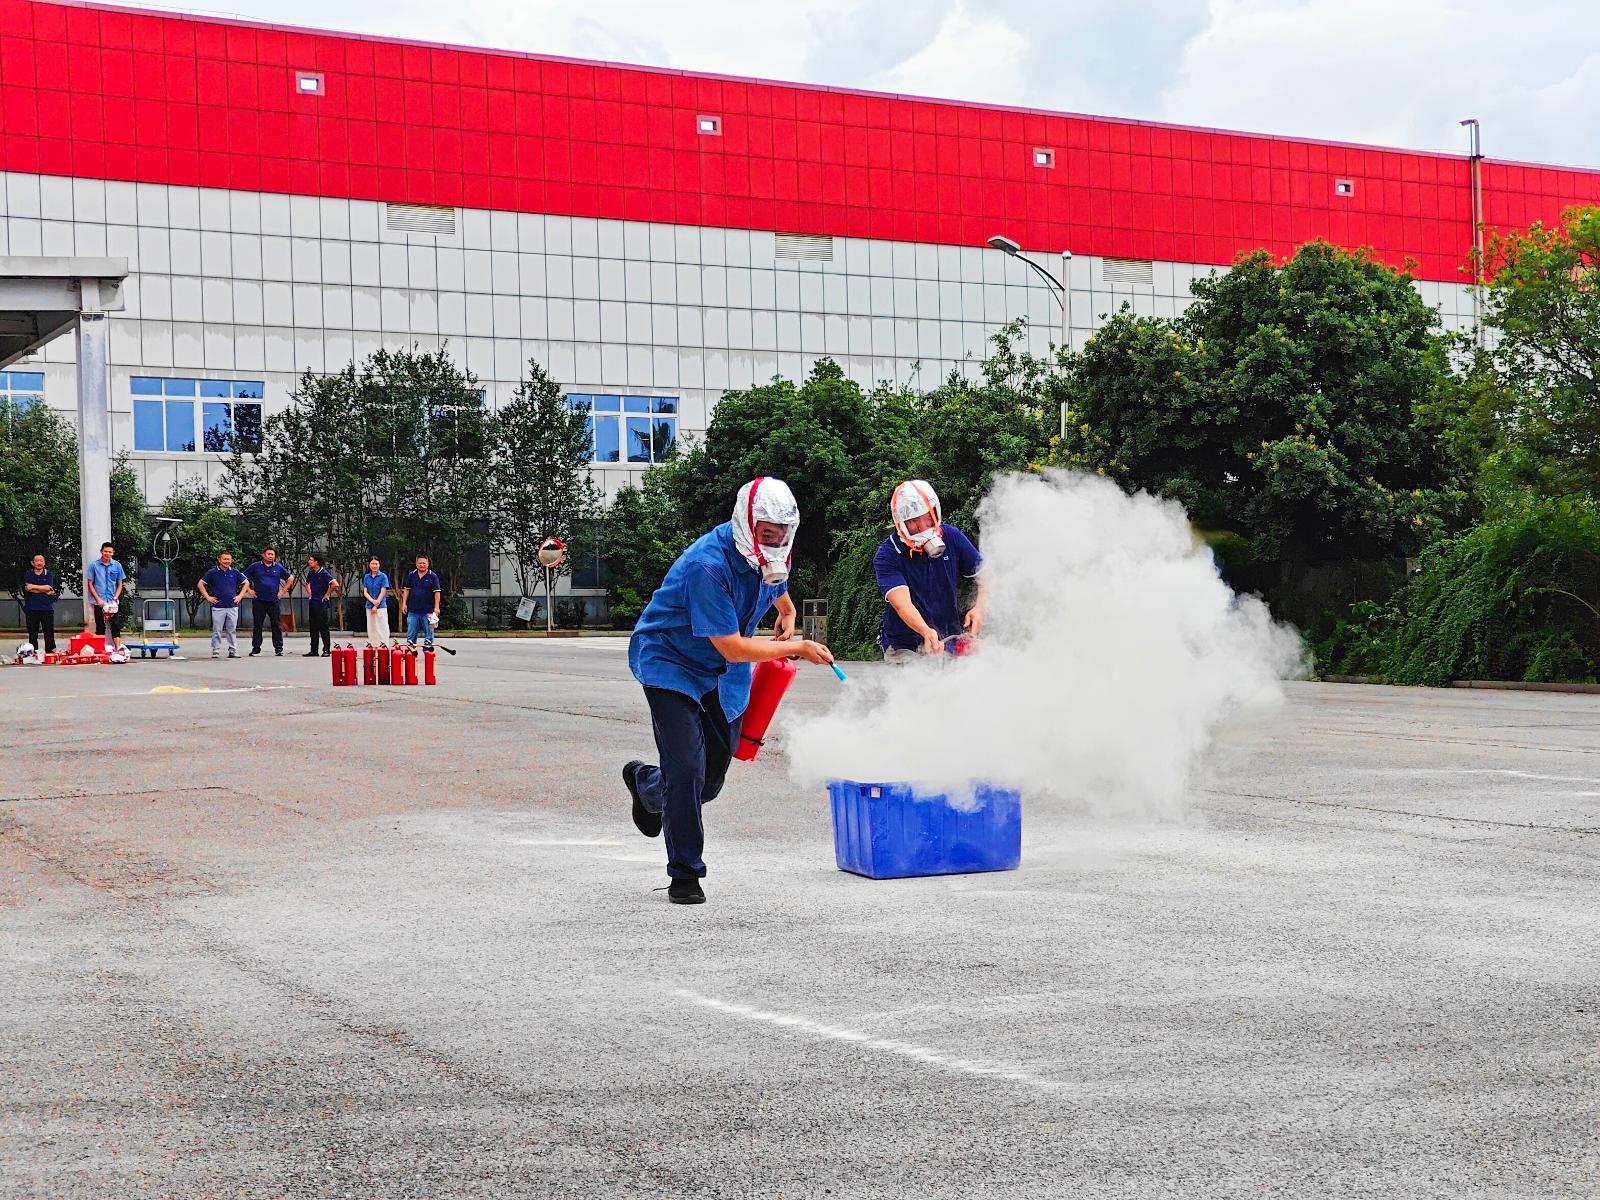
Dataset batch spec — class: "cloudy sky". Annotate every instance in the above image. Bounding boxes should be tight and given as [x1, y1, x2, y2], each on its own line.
[155, 0, 1599, 167]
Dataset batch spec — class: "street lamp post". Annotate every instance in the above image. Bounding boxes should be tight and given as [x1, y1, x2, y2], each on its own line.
[1460, 118, 1485, 347]
[985, 235, 1072, 439]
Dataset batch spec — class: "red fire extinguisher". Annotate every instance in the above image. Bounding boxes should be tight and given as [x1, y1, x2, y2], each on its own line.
[404, 645, 420, 685]
[733, 657, 798, 762]
[330, 644, 343, 686]
[376, 641, 390, 685]
[389, 643, 405, 686]
[362, 643, 376, 685]
[345, 643, 359, 684]
[423, 646, 437, 686]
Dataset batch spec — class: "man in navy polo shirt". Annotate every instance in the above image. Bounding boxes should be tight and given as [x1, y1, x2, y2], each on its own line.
[22, 553, 58, 655]
[302, 554, 341, 658]
[622, 477, 833, 905]
[873, 479, 988, 659]
[401, 555, 442, 648]
[198, 550, 247, 659]
[243, 546, 293, 657]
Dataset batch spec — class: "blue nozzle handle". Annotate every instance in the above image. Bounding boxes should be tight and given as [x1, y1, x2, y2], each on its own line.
[830, 663, 848, 682]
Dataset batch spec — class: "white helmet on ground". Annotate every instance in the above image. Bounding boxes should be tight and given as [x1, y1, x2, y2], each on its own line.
[108, 645, 130, 665]
[731, 477, 800, 585]
[15, 642, 40, 665]
[892, 479, 946, 558]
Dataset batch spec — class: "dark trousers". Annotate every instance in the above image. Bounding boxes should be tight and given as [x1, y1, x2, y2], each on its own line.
[307, 605, 331, 654]
[635, 686, 742, 880]
[252, 601, 283, 652]
[25, 610, 56, 653]
[92, 605, 123, 639]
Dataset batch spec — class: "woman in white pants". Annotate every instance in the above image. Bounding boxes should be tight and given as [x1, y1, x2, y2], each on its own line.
[361, 556, 391, 645]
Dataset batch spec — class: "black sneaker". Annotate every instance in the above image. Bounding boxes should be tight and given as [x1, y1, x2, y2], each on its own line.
[668, 878, 705, 905]
[275, 650, 283, 656]
[249, 648, 261, 656]
[625, 761, 661, 838]
[302, 650, 319, 657]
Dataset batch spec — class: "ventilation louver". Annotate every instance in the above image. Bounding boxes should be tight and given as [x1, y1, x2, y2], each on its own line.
[386, 203, 457, 236]
[1103, 257, 1154, 286]
[775, 233, 835, 262]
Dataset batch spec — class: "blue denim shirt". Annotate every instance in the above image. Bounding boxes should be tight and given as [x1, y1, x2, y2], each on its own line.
[628, 523, 787, 720]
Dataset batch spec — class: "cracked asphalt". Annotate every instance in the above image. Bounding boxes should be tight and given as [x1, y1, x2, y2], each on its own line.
[2, 637, 1597, 1198]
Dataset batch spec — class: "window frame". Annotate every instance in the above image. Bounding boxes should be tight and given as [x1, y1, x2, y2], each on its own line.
[130, 376, 265, 455]
[566, 393, 678, 466]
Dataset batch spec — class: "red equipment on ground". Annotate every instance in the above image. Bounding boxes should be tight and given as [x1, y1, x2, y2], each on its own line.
[343, 643, 359, 684]
[423, 646, 436, 685]
[404, 646, 419, 685]
[363, 643, 377, 686]
[330, 645, 344, 686]
[389, 643, 405, 686]
[733, 656, 798, 762]
[376, 642, 390, 685]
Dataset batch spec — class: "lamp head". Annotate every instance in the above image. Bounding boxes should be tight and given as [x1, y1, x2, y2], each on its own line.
[986, 235, 1021, 255]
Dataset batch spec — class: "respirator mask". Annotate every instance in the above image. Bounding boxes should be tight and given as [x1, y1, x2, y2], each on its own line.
[731, 477, 800, 585]
[892, 480, 946, 557]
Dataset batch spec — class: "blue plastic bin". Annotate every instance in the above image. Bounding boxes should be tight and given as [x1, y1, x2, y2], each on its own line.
[827, 780, 1022, 879]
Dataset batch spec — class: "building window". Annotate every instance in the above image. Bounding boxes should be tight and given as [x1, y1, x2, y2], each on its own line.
[1, 370, 44, 429]
[1033, 147, 1055, 168]
[697, 115, 722, 136]
[133, 377, 264, 454]
[567, 394, 677, 465]
[1334, 179, 1355, 197]
[295, 71, 325, 96]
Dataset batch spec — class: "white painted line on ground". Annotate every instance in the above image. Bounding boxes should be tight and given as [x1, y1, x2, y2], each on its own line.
[1391, 768, 1600, 785]
[25, 683, 301, 701]
[675, 989, 1064, 1093]
[513, 838, 626, 847]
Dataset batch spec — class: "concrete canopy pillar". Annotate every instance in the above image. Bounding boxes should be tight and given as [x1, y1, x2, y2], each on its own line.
[76, 297, 113, 588]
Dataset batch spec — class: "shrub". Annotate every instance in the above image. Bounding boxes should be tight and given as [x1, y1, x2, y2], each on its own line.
[1385, 495, 1600, 684]
[824, 527, 886, 660]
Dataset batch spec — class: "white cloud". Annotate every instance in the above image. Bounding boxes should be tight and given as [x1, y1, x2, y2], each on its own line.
[865, 3, 1031, 105]
[144, 0, 1600, 167]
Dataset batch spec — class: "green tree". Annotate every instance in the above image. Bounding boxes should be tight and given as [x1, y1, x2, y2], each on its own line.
[153, 480, 241, 625]
[223, 345, 490, 608]
[490, 359, 601, 600]
[920, 321, 1058, 529]
[0, 401, 80, 602]
[667, 359, 923, 597]
[1460, 206, 1600, 498]
[1064, 242, 1453, 566]
[0, 402, 147, 603]
[604, 465, 694, 628]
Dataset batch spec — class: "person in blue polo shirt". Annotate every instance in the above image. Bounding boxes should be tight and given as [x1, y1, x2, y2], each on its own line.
[197, 549, 247, 659]
[84, 541, 128, 651]
[302, 554, 341, 658]
[401, 555, 442, 647]
[242, 546, 293, 657]
[873, 479, 988, 659]
[22, 553, 58, 655]
[622, 477, 833, 905]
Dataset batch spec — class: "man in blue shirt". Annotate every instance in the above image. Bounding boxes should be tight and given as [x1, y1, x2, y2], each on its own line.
[623, 477, 833, 905]
[243, 546, 293, 657]
[302, 554, 341, 658]
[198, 550, 247, 659]
[401, 555, 442, 647]
[84, 541, 128, 651]
[22, 553, 58, 655]
[873, 479, 988, 659]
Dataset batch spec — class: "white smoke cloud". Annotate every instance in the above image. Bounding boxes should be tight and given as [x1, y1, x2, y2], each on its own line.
[786, 471, 1305, 816]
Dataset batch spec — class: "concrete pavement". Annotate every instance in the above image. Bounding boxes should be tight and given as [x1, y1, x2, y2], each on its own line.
[2, 638, 1597, 1198]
